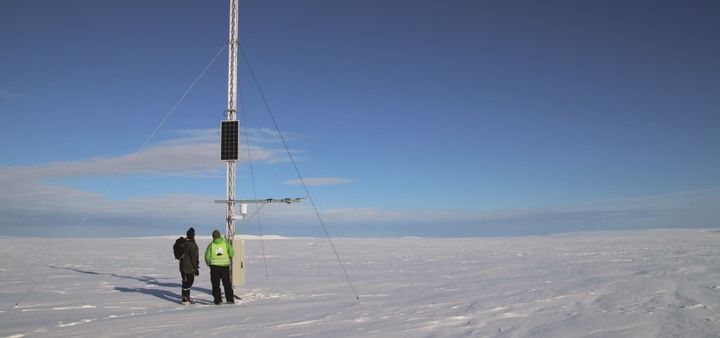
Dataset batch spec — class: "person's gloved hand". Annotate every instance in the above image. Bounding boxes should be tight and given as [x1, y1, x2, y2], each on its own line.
[194, 268, 199, 276]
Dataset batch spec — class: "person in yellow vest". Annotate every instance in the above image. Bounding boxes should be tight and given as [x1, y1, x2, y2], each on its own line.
[205, 229, 235, 304]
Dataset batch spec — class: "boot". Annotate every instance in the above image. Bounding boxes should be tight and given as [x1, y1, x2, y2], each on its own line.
[181, 288, 190, 304]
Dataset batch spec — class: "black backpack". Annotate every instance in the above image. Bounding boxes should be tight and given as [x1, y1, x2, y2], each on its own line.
[173, 236, 187, 260]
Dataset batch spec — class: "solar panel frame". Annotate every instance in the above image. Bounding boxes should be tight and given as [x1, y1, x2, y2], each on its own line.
[221, 120, 239, 161]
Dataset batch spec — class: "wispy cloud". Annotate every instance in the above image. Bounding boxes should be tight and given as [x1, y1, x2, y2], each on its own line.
[221, 188, 720, 235]
[0, 88, 24, 102]
[345, 189, 719, 226]
[0, 128, 287, 182]
[283, 178, 352, 186]
[0, 128, 303, 235]
[1, 127, 718, 237]
[1, 182, 718, 236]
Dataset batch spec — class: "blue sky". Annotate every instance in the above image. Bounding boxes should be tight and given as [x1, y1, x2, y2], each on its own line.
[1, 0, 718, 237]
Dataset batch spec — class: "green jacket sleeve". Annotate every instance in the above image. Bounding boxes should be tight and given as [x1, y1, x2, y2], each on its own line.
[204, 243, 212, 266]
[227, 241, 234, 258]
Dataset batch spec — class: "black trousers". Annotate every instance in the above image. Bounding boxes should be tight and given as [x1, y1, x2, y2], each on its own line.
[210, 265, 234, 303]
[181, 271, 195, 301]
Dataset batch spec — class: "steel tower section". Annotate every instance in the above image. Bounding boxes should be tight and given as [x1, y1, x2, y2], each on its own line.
[225, 0, 239, 240]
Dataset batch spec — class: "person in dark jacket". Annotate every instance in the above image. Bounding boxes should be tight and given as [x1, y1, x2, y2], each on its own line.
[204, 229, 235, 304]
[180, 227, 200, 304]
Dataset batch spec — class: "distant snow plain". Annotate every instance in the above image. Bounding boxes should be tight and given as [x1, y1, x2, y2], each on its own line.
[2, 229, 720, 337]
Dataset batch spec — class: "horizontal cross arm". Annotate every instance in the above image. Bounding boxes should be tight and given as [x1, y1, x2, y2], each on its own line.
[214, 198, 304, 205]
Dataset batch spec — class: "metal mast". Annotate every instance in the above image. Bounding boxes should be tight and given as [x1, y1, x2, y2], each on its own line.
[216, 0, 303, 289]
[225, 0, 239, 240]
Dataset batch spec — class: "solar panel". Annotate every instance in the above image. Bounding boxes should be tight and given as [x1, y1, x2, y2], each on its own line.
[221, 120, 239, 161]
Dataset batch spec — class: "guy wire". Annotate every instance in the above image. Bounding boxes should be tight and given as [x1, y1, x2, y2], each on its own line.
[238, 42, 360, 302]
[13, 44, 227, 308]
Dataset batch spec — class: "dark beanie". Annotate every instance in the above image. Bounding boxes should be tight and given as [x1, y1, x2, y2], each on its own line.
[186, 227, 195, 239]
[212, 230, 221, 239]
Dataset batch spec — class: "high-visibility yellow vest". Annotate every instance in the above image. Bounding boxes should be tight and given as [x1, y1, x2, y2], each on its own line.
[209, 241, 231, 266]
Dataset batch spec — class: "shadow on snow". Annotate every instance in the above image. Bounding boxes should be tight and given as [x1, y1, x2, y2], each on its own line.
[47, 265, 213, 304]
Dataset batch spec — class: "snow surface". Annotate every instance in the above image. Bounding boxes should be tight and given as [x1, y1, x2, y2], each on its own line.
[2, 229, 720, 337]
